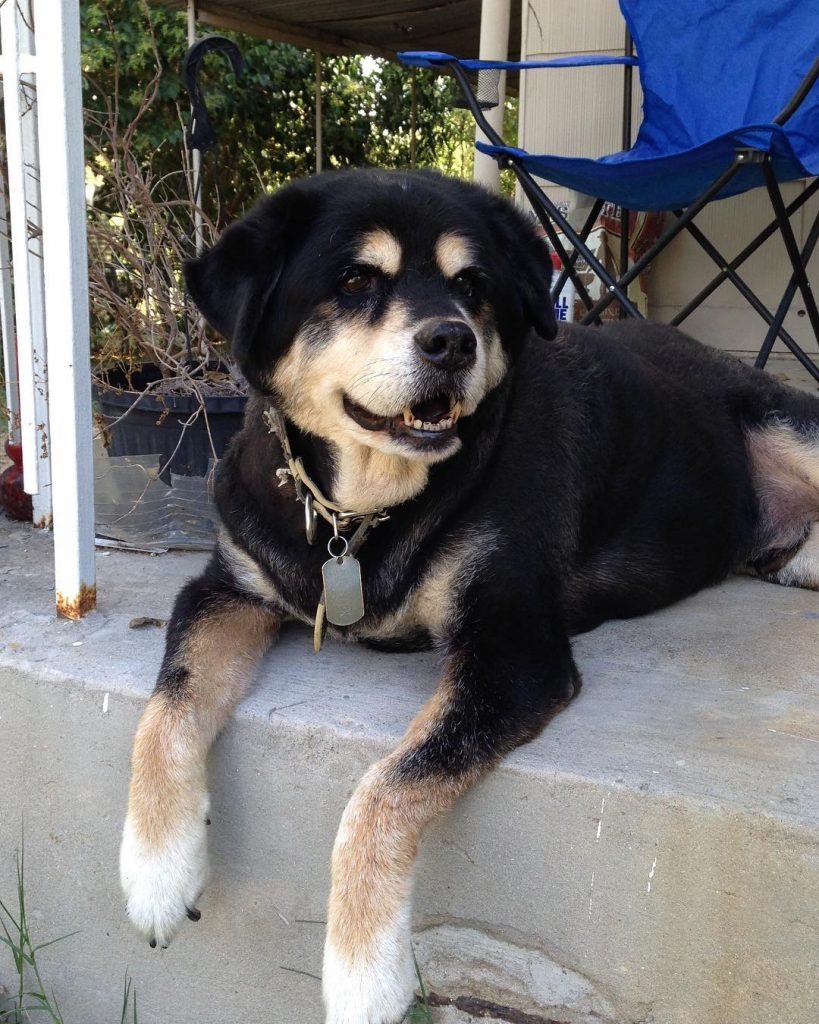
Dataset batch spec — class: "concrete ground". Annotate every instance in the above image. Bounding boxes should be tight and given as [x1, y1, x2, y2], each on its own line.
[0, 516, 818, 1024]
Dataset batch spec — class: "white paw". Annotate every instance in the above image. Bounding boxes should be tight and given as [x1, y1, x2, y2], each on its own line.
[119, 797, 209, 947]
[322, 915, 416, 1024]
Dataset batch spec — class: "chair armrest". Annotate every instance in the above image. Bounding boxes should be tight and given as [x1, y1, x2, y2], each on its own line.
[398, 51, 637, 152]
[398, 50, 638, 72]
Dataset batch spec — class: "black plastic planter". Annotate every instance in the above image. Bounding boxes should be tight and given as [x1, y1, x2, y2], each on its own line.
[93, 366, 247, 481]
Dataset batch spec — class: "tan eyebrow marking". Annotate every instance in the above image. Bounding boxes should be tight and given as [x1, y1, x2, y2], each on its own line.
[354, 228, 403, 278]
[435, 232, 475, 278]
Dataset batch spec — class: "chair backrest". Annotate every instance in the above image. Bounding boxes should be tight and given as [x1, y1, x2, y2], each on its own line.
[621, 0, 819, 156]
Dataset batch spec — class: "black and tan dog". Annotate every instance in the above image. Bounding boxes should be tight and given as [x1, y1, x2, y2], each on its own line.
[120, 169, 819, 1023]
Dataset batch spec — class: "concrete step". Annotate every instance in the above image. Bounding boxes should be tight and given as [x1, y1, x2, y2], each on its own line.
[0, 517, 817, 1024]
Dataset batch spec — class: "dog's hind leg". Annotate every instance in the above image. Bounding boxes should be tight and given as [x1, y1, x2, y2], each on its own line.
[744, 420, 819, 591]
[120, 565, 279, 948]
[323, 579, 580, 1024]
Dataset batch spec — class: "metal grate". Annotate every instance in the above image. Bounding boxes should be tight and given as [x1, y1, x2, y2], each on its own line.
[452, 68, 501, 111]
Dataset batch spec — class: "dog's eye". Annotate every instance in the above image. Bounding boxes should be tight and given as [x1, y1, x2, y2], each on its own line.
[340, 267, 377, 295]
[452, 270, 480, 300]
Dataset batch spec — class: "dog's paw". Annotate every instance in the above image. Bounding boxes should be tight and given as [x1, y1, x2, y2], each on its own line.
[322, 931, 416, 1024]
[119, 802, 209, 948]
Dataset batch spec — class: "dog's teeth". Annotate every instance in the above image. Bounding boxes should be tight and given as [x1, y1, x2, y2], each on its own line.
[423, 420, 434, 430]
[413, 418, 423, 429]
[441, 417, 452, 429]
[451, 401, 462, 422]
[403, 407, 414, 427]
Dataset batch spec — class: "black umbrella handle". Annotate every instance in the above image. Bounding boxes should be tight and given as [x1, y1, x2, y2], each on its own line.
[182, 35, 244, 152]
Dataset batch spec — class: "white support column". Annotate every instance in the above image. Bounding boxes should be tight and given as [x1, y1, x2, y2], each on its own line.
[1, 0, 51, 522]
[473, 0, 511, 192]
[187, 0, 204, 256]
[34, 0, 96, 617]
[0, 154, 20, 446]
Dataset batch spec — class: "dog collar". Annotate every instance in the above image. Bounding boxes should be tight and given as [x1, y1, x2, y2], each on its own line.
[263, 406, 389, 651]
[263, 406, 390, 542]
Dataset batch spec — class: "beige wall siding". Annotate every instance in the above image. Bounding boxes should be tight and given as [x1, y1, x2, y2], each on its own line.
[519, 0, 818, 357]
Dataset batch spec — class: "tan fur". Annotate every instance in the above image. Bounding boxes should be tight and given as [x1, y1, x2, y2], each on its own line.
[272, 300, 414, 432]
[746, 421, 819, 553]
[355, 228, 402, 278]
[333, 445, 430, 513]
[218, 529, 282, 603]
[128, 693, 202, 850]
[482, 326, 508, 399]
[435, 233, 474, 278]
[127, 604, 279, 850]
[327, 678, 480, 964]
[362, 525, 500, 642]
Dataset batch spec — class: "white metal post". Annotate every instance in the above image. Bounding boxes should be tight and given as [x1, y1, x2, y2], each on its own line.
[0, 154, 20, 446]
[187, 0, 204, 256]
[473, 0, 511, 192]
[35, 0, 96, 617]
[1, 0, 51, 522]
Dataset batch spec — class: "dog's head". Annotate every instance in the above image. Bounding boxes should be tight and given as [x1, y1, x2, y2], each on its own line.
[186, 169, 554, 465]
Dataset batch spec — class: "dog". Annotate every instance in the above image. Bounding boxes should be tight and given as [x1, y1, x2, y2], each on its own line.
[119, 168, 819, 1024]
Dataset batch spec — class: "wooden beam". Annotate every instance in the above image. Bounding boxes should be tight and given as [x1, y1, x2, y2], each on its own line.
[194, 3, 394, 59]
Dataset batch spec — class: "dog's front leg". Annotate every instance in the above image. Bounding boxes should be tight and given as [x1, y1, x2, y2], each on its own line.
[120, 571, 280, 947]
[323, 593, 579, 1024]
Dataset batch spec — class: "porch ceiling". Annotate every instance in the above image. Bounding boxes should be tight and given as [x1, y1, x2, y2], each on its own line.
[160, 0, 521, 60]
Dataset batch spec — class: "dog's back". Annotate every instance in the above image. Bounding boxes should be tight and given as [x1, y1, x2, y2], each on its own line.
[499, 320, 819, 630]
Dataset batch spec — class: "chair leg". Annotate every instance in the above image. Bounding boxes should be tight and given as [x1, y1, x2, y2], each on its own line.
[756, 205, 819, 378]
[618, 205, 630, 319]
[678, 215, 808, 360]
[549, 198, 604, 302]
[670, 177, 819, 327]
[580, 157, 744, 324]
[512, 171, 606, 322]
[763, 160, 819, 348]
[509, 161, 642, 320]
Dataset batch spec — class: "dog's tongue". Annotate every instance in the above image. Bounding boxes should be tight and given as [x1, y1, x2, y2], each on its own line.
[411, 395, 451, 422]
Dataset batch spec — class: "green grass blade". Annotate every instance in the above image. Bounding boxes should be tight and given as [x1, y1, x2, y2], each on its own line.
[120, 974, 132, 1024]
[0, 894, 22, 932]
[405, 947, 433, 1024]
[31, 931, 81, 955]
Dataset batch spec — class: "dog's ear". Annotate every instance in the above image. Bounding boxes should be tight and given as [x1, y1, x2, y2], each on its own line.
[184, 183, 316, 364]
[484, 193, 557, 341]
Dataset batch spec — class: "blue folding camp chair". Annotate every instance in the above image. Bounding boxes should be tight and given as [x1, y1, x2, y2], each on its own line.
[399, 0, 819, 381]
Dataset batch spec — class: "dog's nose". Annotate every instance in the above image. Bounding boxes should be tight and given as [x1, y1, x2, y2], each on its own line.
[414, 321, 477, 370]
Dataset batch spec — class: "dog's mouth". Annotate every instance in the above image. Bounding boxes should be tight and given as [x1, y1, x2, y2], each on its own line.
[343, 393, 462, 446]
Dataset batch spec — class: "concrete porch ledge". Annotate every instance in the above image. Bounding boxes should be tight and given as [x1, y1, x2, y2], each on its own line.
[0, 516, 818, 1023]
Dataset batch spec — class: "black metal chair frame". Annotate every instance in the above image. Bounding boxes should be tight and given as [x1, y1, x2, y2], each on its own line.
[445, 45, 819, 381]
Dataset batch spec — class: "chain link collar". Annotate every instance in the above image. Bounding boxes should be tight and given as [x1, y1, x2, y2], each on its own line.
[263, 406, 390, 544]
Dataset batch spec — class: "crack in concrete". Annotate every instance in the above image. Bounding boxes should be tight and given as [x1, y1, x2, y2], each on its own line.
[428, 992, 571, 1024]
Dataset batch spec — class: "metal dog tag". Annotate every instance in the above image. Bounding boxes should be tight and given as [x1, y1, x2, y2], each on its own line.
[322, 553, 365, 626]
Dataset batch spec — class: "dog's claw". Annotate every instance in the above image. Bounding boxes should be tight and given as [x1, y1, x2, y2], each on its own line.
[149, 938, 157, 949]
[205, 816, 211, 825]
[186, 906, 201, 922]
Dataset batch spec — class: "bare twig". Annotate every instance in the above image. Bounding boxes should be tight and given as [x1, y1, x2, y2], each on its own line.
[84, 5, 245, 412]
